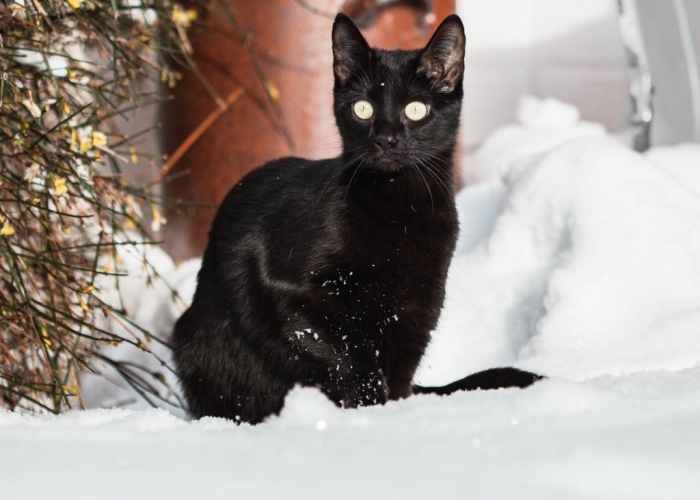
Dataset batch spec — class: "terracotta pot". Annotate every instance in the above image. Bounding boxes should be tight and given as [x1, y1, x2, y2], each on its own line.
[160, 0, 456, 260]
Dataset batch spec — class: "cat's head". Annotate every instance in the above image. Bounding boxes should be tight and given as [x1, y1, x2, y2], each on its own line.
[332, 13, 465, 173]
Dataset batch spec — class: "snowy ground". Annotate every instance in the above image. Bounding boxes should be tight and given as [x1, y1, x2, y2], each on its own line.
[4, 372, 700, 499]
[3, 98, 700, 499]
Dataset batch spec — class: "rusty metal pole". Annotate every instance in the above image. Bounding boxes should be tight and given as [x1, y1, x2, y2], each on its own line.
[161, 0, 456, 260]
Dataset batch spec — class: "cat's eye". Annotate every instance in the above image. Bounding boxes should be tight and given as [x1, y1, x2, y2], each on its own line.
[353, 100, 374, 120]
[404, 101, 428, 121]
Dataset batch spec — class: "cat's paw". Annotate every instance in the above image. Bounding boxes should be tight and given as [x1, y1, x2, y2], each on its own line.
[340, 371, 389, 408]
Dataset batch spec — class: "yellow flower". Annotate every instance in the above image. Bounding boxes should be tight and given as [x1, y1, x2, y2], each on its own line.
[92, 131, 107, 146]
[79, 138, 92, 152]
[53, 177, 68, 196]
[66, 0, 83, 8]
[77, 126, 94, 152]
[0, 223, 14, 236]
[172, 4, 197, 28]
[161, 67, 182, 88]
[264, 80, 280, 101]
[265, 80, 280, 101]
[150, 202, 167, 232]
[76, 292, 89, 311]
[62, 385, 78, 396]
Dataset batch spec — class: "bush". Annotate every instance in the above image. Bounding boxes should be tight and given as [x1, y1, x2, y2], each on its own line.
[0, 0, 197, 412]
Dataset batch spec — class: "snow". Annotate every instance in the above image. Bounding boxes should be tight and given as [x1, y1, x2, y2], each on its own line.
[3, 97, 700, 498]
[418, 136, 700, 384]
[3, 374, 700, 499]
[463, 97, 607, 183]
[79, 241, 191, 414]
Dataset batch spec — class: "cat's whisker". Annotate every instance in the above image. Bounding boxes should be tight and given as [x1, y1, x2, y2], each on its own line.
[311, 151, 366, 219]
[344, 153, 369, 202]
[313, 150, 367, 204]
[416, 153, 454, 201]
[411, 158, 435, 214]
[423, 165, 452, 202]
[422, 168, 451, 201]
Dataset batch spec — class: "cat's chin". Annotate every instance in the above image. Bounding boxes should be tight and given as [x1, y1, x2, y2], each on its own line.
[372, 155, 405, 173]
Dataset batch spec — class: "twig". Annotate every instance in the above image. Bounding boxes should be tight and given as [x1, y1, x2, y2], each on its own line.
[293, 0, 336, 19]
[151, 86, 244, 184]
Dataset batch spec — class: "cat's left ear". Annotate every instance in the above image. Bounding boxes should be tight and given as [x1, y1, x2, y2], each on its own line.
[418, 15, 466, 93]
[332, 13, 371, 85]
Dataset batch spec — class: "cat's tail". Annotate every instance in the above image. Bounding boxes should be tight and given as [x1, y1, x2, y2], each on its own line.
[413, 367, 543, 396]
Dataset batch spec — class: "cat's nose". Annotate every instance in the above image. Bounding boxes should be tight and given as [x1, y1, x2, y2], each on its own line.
[374, 135, 398, 151]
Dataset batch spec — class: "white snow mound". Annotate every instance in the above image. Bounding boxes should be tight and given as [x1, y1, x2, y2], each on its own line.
[419, 136, 700, 383]
[465, 96, 607, 183]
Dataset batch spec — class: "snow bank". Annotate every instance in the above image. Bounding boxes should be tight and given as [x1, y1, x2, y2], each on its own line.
[418, 99, 700, 385]
[464, 96, 608, 183]
[3, 368, 700, 499]
[646, 143, 700, 196]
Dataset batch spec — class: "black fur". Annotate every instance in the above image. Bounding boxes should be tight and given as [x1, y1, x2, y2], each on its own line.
[172, 14, 541, 424]
[414, 368, 544, 395]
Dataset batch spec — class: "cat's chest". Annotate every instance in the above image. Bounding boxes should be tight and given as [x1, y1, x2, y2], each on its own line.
[342, 196, 457, 274]
[322, 209, 455, 318]
[305, 179, 457, 329]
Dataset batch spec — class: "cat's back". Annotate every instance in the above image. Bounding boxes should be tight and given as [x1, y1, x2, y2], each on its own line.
[203, 157, 335, 247]
[174, 155, 340, 344]
[198, 155, 343, 280]
[215, 156, 337, 220]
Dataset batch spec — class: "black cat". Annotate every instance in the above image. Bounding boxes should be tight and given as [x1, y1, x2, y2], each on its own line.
[172, 13, 541, 424]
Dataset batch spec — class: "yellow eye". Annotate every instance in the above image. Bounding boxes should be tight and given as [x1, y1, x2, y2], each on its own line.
[353, 100, 374, 120]
[405, 101, 428, 121]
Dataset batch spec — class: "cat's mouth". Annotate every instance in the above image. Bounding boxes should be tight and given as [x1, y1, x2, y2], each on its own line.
[372, 151, 405, 172]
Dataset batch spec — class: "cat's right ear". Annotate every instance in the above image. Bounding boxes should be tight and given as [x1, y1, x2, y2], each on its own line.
[332, 13, 370, 85]
[418, 14, 466, 93]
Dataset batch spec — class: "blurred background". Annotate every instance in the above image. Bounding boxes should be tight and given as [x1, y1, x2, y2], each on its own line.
[133, 0, 700, 259]
[459, 0, 629, 144]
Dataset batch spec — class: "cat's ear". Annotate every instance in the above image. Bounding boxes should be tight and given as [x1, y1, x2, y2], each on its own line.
[418, 15, 465, 92]
[332, 13, 370, 84]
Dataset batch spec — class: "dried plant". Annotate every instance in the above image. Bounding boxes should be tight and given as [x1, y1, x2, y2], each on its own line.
[0, 0, 202, 413]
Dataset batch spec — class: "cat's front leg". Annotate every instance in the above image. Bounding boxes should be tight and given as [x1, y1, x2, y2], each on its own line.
[302, 337, 388, 409]
[325, 359, 389, 409]
[320, 331, 389, 408]
[291, 282, 389, 408]
[283, 318, 388, 408]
